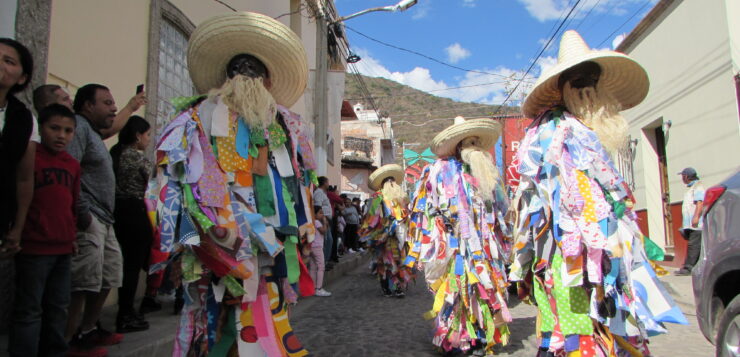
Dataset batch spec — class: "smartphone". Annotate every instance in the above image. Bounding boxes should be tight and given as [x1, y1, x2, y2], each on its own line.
[136, 84, 144, 94]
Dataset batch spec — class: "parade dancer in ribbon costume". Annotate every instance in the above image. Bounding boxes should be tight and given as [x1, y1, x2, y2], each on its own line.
[405, 116, 512, 354]
[149, 12, 319, 356]
[359, 164, 413, 298]
[510, 30, 687, 357]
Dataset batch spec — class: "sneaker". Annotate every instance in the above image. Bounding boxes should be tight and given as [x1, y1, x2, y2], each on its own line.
[674, 268, 692, 276]
[116, 313, 149, 333]
[89, 325, 123, 346]
[383, 290, 393, 297]
[68, 330, 108, 357]
[394, 290, 405, 298]
[139, 296, 162, 314]
[348, 248, 356, 254]
[314, 288, 332, 297]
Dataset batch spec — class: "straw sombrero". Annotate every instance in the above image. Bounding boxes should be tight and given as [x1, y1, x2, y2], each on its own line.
[522, 30, 649, 119]
[431, 116, 501, 157]
[187, 12, 308, 107]
[369, 164, 404, 191]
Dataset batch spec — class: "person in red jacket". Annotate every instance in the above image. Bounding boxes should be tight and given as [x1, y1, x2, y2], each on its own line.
[8, 104, 85, 357]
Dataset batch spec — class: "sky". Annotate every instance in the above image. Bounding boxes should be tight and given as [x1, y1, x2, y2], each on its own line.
[334, 0, 658, 113]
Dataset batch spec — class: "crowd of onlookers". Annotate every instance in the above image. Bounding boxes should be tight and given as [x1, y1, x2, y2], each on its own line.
[0, 37, 372, 357]
[307, 177, 369, 297]
[0, 37, 180, 357]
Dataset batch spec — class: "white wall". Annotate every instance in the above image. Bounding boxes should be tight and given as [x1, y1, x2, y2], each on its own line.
[621, 0, 740, 246]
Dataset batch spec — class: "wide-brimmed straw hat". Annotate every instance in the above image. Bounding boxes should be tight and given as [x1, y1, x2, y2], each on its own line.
[187, 12, 308, 107]
[369, 164, 404, 191]
[431, 116, 501, 157]
[522, 30, 649, 118]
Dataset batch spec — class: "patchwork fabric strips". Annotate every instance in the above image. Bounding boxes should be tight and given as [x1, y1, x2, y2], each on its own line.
[407, 158, 512, 354]
[509, 109, 686, 356]
[151, 97, 317, 357]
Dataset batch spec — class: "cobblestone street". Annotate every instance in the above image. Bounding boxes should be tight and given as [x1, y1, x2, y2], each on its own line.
[291, 260, 715, 357]
[291, 261, 541, 357]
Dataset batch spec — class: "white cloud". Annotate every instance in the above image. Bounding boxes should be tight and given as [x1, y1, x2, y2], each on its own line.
[462, 0, 477, 8]
[349, 48, 545, 107]
[411, 1, 431, 20]
[517, 0, 654, 23]
[611, 33, 627, 49]
[445, 43, 471, 64]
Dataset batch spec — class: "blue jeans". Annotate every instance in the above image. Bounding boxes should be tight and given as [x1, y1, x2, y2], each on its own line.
[323, 228, 333, 264]
[9, 254, 71, 357]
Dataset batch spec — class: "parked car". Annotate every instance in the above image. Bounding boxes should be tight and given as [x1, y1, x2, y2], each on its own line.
[692, 168, 740, 357]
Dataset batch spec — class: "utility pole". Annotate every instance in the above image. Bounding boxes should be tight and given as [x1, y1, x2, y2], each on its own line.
[313, 3, 329, 176]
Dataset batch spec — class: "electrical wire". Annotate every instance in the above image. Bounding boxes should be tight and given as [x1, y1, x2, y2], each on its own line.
[494, 0, 583, 114]
[344, 25, 535, 82]
[596, 0, 652, 48]
[213, 0, 236, 12]
[574, 0, 604, 30]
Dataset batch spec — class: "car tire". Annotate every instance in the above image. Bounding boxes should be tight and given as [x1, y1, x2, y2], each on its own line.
[716, 294, 740, 357]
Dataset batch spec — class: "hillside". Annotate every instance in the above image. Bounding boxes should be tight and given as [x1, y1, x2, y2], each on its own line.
[343, 74, 519, 153]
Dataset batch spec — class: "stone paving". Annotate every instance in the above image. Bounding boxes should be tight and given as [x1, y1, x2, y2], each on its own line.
[291, 262, 540, 357]
[0, 255, 716, 357]
[292, 262, 715, 357]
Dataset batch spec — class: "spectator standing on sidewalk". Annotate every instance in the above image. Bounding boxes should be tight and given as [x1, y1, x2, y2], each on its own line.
[310, 206, 332, 297]
[0, 38, 37, 260]
[313, 177, 334, 265]
[342, 196, 361, 253]
[33, 84, 74, 112]
[327, 185, 343, 263]
[110, 115, 154, 332]
[8, 104, 81, 357]
[676, 167, 705, 276]
[65, 83, 145, 356]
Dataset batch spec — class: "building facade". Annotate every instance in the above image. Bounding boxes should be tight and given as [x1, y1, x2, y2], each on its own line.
[617, 0, 740, 264]
[1, 0, 348, 315]
[340, 102, 395, 199]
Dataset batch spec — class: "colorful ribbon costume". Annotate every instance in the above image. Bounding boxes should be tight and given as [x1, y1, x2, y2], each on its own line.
[406, 157, 512, 353]
[150, 95, 318, 357]
[509, 109, 687, 357]
[359, 189, 413, 296]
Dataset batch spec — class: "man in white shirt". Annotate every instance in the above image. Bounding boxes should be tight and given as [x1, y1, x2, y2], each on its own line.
[676, 167, 705, 276]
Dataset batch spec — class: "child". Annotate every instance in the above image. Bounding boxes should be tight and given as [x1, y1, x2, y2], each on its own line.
[8, 104, 85, 356]
[310, 206, 331, 297]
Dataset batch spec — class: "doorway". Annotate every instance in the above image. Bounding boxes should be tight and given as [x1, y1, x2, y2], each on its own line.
[653, 125, 674, 249]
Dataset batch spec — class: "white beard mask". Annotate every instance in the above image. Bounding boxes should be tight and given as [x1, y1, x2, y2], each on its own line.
[381, 180, 408, 205]
[209, 75, 277, 128]
[459, 137, 500, 203]
[562, 81, 628, 155]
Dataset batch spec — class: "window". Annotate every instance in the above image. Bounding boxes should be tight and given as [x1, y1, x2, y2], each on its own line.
[155, 19, 194, 130]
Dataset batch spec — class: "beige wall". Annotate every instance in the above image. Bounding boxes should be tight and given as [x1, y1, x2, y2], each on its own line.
[48, 0, 151, 144]
[621, 0, 740, 247]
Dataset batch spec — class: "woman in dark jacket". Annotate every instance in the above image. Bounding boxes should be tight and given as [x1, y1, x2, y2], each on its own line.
[110, 115, 155, 332]
[0, 38, 35, 258]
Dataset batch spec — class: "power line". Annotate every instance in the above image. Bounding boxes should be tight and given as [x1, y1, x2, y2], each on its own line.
[494, 0, 583, 114]
[596, 0, 652, 48]
[344, 25, 534, 82]
[574, 0, 604, 30]
[213, 0, 236, 12]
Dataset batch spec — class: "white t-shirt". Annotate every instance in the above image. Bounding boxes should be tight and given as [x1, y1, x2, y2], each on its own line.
[0, 109, 41, 143]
